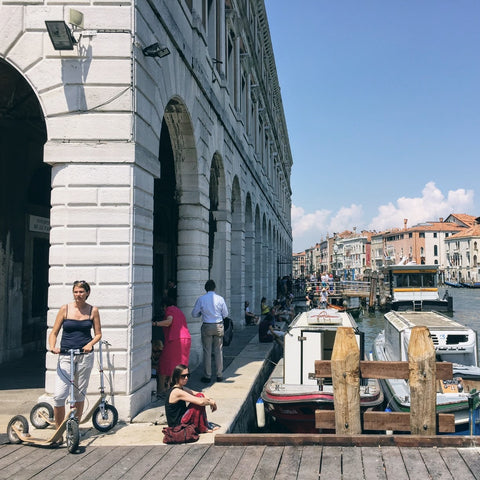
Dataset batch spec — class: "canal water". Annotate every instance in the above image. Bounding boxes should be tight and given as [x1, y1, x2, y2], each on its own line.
[360, 287, 480, 355]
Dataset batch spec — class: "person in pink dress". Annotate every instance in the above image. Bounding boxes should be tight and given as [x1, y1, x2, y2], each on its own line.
[153, 297, 191, 396]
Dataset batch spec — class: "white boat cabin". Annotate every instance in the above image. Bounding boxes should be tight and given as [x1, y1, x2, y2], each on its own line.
[384, 310, 478, 367]
[284, 308, 361, 386]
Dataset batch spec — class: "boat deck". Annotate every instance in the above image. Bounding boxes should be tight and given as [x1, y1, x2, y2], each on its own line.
[386, 310, 469, 331]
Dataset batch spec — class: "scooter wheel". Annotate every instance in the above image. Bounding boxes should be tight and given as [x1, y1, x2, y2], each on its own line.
[66, 418, 80, 453]
[30, 402, 54, 429]
[7, 415, 29, 444]
[92, 404, 118, 432]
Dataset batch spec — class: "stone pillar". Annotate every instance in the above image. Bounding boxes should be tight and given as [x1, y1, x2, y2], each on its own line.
[177, 202, 209, 368]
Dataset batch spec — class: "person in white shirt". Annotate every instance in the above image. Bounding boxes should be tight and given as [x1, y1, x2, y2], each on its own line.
[192, 279, 228, 383]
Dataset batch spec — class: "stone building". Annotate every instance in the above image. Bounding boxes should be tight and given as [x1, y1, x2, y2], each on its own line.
[0, 0, 292, 420]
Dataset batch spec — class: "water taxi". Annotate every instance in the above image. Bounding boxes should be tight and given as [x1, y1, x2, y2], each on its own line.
[261, 308, 383, 433]
[383, 263, 453, 312]
[372, 310, 480, 433]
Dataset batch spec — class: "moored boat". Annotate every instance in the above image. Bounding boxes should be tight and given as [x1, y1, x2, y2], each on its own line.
[372, 310, 480, 434]
[261, 308, 383, 433]
[383, 263, 453, 312]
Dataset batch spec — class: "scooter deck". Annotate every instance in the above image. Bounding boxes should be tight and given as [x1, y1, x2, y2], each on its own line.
[12, 421, 66, 446]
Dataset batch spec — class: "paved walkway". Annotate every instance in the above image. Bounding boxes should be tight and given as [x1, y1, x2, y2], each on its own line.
[0, 323, 271, 446]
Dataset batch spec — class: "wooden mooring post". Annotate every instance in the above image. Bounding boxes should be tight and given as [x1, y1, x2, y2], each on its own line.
[315, 326, 455, 435]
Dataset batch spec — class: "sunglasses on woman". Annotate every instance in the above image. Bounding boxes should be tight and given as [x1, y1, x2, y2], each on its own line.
[180, 373, 189, 378]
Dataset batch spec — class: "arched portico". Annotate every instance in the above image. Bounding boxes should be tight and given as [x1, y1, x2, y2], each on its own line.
[0, 58, 49, 363]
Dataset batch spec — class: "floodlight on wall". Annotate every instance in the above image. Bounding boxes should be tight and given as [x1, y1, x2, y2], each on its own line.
[45, 21, 77, 50]
[142, 43, 170, 58]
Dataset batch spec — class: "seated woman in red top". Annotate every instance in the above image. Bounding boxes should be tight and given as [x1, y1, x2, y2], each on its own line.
[165, 364, 219, 433]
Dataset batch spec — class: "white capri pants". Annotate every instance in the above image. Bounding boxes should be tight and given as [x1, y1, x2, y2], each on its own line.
[53, 351, 94, 406]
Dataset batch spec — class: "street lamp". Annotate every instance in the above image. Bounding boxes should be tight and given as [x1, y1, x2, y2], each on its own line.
[333, 244, 338, 278]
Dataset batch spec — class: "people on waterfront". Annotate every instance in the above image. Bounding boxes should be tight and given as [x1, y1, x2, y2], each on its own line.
[328, 273, 334, 292]
[153, 297, 191, 396]
[191, 280, 228, 383]
[260, 297, 270, 319]
[164, 279, 177, 305]
[258, 311, 285, 346]
[244, 301, 259, 326]
[165, 364, 218, 433]
[48, 280, 102, 428]
[320, 287, 329, 308]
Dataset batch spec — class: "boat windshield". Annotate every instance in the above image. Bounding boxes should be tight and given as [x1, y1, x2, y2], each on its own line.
[394, 272, 436, 288]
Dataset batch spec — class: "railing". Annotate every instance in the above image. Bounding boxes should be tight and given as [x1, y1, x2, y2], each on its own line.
[314, 326, 459, 435]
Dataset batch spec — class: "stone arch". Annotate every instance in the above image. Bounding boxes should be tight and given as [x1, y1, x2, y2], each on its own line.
[0, 58, 49, 362]
[161, 97, 200, 315]
[254, 205, 262, 311]
[230, 176, 243, 322]
[208, 152, 228, 297]
[244, 194, 255, 312]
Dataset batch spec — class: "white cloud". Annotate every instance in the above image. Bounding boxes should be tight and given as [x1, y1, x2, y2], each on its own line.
[369, 182, 474, 230]
[292, 182, 475, 252]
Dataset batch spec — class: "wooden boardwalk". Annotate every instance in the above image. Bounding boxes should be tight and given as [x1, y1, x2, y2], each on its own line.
[2, 442, 480, 479]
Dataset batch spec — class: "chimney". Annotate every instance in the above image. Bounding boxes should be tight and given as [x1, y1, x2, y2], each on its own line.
[439, 217, 443, 222]
[403, 219, 408, 230]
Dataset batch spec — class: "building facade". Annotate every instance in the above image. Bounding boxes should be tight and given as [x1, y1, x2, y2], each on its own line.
[0, 0, 292, 420]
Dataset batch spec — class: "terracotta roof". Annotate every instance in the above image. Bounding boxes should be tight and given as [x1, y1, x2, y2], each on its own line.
[445, 213, 477, 227]
[447, 224, 480, 239]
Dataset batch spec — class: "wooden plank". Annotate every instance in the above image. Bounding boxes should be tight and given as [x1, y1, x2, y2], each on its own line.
[419, 447, 454, 480]
[142, 445, 188, 480]
[315, 410, 336, 430]
[75, 446, 138, 480]
[408, 326, 437, 435]
[229, 445, 266, 480]
[360, 446, 387, 480]
[185, 445, 226, 480]
[7, 448, 67, 480]
[297, 446, 321, 480]
[209, 446, 246, 480]
[457, 449, 480, 480]
[315, 360, 453, 379]
[341, 446, 363, 480]
[400, 447, 431, 479]
[162, 444, 209, 480]
[273, 446, 302, 480]
[0, 445, 56, 479]
[439, 448, 476, 480]
[116, 445, 172, 480]
[363, 411, 455, 433]
[251, 446, 284, 480]
[0, 445, 32, 472]
[214, 433, 480, 447]
[331, 327, 361, 435]
[31, 447, 110, 479]
[380, 446, 409, 480]
[319, 446, 342, 478]
[94, 445, 154, 480]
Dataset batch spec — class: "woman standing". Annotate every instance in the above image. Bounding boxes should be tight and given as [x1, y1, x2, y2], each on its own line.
[49, 280, 102, 428]
[165, 364, 218, 433]
[153, 297, 191, 395]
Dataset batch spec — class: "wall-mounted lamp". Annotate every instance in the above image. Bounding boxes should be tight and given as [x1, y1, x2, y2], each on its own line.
[143, 43, 170, 58]
[45, 21, 77, 50]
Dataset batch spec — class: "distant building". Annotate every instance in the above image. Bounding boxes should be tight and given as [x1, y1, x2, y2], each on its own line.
[445, 218, 480, 283]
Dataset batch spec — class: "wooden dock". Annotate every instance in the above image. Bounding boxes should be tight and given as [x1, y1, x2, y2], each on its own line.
[2, 442, 480, 479]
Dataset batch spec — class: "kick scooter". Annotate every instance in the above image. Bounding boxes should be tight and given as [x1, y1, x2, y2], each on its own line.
[7, 348, 81, 453]
[29, 340, 118, 432]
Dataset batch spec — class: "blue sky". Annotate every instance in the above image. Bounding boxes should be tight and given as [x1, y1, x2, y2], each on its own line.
[264, 1, 480, 252]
